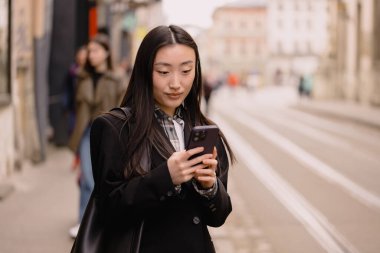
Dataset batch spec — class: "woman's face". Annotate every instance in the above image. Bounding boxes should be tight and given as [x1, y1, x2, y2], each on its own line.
[153, 44, 196, 116]
[76, 48, 87, 67]
[87, 41, 108, 69]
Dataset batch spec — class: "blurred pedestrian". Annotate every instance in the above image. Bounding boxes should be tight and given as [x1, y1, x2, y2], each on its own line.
[67, 34, 126, 238]
[227, 72, 239, 88]
[202, 74, 214, 116]
[298, 74, 313, 99]
[274, 68, 283, 86]
[64, 45, 87, 138]
[71, 25, 235, 253]
[298, 75, 305, 98]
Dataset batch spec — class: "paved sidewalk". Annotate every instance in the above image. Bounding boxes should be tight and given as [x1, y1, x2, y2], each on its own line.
[294, 99, 380, 129]
[223, 85, 380, 129]
[0, 146, 77, 253]
[0, 144, 270, 253]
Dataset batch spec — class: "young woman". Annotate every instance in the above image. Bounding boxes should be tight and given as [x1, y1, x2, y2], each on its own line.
[68, 34, 125, 238]
[71, 25, 235, 253]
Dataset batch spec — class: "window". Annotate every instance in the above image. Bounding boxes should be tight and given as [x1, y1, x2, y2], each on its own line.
[294, 1, 299, 11]
[277, 41, 283, 54]
[294, 19, 299, 29]
[224, 39, 231, 55]
[240, 20, 247, 29]
[240, 39, 246, 55]
[294, 41, 299, 54]
[0, 0, 11, 106]
[225, 19, 232, 30]
[307, 42, 312, 54]
[255, 20, 261, 29]
[308, 3, 313, 12]
[277, 19, 283, 29]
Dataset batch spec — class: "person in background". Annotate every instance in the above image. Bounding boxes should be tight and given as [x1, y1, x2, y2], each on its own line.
[64, 46, 87, 139]
[202, 74, 214, 116]
[67, 34, 126, 238]
[71, 25, 236, 253]
[298, 74, 313, 99]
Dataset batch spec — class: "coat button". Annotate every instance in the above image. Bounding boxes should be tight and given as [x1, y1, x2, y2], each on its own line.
[193, 216, 200, 225]
[160, 196, 165, 201]
[167, 190, 173, 197]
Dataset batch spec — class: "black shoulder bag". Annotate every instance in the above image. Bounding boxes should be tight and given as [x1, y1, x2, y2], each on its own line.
[70, 107, 144, 253]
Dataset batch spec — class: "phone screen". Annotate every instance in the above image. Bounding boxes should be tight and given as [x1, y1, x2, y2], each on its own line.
[186, 125, 219, 159]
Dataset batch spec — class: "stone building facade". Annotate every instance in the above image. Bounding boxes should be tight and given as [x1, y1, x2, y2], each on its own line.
[0, 0, 52, 197]
[317, 0, 380, 105]
[210, 0, 268, 84]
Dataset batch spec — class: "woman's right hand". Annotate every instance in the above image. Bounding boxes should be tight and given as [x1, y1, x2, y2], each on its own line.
[167, 147, 212, 185]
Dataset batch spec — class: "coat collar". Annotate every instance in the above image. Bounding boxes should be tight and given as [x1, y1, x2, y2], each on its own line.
[77, 69, 117, 81]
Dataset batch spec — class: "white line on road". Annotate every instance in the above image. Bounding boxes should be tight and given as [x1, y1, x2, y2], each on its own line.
[245, 105, 380, 168]
[214, 115, 359, 253]
[220, 109, 380, 210]
[280, 106, 380, 149]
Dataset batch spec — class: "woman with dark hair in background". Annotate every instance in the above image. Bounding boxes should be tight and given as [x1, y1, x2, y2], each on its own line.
[71, 25, 235, 253]
[68, 34, 125, 238]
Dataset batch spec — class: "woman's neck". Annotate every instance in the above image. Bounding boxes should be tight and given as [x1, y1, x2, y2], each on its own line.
[95, 62, 108, 73]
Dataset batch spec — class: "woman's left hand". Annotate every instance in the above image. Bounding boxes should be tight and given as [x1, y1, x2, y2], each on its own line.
[194, 147, 218, 189]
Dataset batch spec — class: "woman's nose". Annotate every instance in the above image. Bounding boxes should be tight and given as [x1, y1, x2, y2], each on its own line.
[169, 73, 181, 89]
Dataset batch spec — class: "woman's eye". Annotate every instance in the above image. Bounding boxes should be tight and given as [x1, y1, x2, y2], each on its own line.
[182, 69, 192, 74]
[157, 71, 169, 75]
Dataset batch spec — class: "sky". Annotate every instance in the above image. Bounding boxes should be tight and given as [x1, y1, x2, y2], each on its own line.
[162, 0, 237, 29]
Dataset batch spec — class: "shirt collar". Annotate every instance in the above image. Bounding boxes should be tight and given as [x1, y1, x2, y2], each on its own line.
[154, 104, 184, 122]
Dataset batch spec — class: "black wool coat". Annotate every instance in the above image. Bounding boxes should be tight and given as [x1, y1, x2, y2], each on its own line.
[72, 108, 232, 253]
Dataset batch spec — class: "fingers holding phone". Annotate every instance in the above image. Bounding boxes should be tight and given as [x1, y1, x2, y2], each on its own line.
[186, 125, 219, 159]
[194, 147, 218, 189]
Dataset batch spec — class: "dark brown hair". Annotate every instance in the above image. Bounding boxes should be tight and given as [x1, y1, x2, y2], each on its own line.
[120, 25, 235, 177]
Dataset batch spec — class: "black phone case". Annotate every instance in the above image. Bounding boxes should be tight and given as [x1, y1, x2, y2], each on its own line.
[186, 125, 219, 158]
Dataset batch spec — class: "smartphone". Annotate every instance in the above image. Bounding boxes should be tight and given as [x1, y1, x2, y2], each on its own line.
[186, 125, 219, 159]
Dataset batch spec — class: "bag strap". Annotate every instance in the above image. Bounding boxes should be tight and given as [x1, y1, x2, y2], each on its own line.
[108, 107, 132, 120]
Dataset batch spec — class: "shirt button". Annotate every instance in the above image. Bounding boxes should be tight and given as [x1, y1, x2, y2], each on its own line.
[193, 216, 200, 225]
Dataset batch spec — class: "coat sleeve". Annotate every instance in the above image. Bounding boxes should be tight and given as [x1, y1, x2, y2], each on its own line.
[90, 115, 176, 220]
[197, 139, 232, 227]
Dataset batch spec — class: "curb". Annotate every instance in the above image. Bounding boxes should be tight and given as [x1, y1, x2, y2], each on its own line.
[292, 101, 380, 130]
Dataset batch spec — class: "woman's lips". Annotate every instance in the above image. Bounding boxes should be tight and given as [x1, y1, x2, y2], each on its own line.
[166, 93, 182, 99]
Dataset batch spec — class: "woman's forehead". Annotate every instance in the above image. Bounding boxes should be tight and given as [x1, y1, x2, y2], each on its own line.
[154, 44, 196, 65]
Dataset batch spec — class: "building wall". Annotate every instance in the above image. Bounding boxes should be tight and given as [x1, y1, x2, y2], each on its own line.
[0, 0, 46, 182]
[211, 5, 268, 83]
[320, 0, 380, 105]
[131, 1, 165, 62]
[0, 0, 13, 181]
[0, 107, 14, 180]
[13, 0, 43, 164]
[267, 0, 329, 86]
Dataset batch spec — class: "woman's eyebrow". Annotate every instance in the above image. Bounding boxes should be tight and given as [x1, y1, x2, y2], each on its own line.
[154, 62, 171, 66]
[154, 60, 194, 66]
[180, 60, 194, 66]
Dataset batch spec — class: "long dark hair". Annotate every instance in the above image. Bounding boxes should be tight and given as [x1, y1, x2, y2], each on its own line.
[120, 25, 235, 177]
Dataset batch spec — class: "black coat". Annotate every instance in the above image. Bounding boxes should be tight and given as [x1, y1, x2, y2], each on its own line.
[72, 108, 232, 253]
